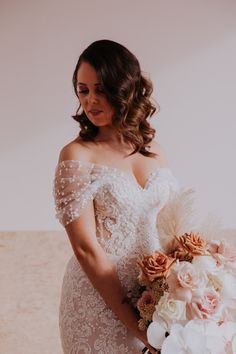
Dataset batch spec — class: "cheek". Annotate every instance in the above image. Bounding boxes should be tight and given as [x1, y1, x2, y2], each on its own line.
[101, 96, 112, 108]
[78, 95, 86, 107]
[104, 100, 115, 114]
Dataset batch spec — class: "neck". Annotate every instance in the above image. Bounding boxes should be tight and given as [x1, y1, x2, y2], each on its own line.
[95, 126, 121, 144]
[94, 126, 133, 152]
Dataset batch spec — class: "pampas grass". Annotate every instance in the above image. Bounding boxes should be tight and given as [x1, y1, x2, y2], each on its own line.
[156, 187, 229, 252]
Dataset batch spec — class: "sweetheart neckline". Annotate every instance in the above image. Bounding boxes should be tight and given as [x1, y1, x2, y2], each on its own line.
[57, 159, 172, 191]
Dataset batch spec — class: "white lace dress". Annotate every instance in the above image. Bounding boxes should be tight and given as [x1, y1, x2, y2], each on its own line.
[53, 159, 180, 354]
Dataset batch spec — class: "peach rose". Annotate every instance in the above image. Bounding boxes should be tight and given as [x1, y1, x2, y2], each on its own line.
[138, 251, 175, 282]
[167, 261, 208, 302]
[187, 288, 221, 320]
[169, 247, 193, 262]
[177, 232, 207, 256]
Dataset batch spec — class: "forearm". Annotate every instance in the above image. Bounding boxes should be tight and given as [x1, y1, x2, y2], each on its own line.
[74, 243, 145, 340]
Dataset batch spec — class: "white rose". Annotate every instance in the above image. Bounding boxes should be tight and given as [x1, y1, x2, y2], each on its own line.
[154, 293, 186, 323]
[225, 299, 236, 322]
[208, 271, 236, 299]
[207, 273, 223, 293]
[192, 255, 218, 274]
[221, 273, 236, 299]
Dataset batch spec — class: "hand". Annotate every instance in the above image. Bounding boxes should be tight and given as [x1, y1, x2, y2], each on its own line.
[143, 345, 157, 354]
[138, 331, 157, 354]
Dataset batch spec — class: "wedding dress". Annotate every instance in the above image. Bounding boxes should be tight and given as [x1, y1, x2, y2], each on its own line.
[53, 159, 180, 354]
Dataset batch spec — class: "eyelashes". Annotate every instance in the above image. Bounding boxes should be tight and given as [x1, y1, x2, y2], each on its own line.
[78, 89, 105, 95]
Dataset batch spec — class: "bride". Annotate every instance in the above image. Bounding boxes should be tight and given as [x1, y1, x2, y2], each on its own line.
[53, 39, 179, 353]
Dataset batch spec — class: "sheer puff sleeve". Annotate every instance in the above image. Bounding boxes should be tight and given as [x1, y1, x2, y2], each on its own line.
[53, 160, 102, 227]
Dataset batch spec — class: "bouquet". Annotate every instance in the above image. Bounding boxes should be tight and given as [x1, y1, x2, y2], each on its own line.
[135, 188, 236, 354]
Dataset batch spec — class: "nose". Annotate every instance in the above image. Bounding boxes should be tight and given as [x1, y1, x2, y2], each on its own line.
[87, 91, 99, 104]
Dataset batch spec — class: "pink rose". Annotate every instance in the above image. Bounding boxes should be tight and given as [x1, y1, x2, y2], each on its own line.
[187, 288, 221, 320]
[218, 241, 236, 261]
[167, 261, 207, 302]
[207, 241, 219, 254]
[208, 240, 236, 270]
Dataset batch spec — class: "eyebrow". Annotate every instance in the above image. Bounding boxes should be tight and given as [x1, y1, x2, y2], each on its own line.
[77, 82, 101, 86]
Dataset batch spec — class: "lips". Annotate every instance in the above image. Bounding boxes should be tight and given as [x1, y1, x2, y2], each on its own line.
[89, 109, 102, 113]
[89, 110, 102, 117]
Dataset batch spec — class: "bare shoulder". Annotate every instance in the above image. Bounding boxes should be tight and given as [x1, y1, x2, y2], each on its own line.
[149, 140, 170, 167]
[58, 138, 92, 163]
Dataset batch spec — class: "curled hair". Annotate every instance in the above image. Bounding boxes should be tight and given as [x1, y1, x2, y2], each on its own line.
[72, 39, 160, 157]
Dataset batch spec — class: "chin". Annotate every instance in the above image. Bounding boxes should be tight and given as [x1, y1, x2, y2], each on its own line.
[91, 120, 112, 127]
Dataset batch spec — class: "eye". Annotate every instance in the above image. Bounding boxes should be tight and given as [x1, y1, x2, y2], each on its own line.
[97, 88, 105, 94]
[78, 90, 88, 94]
[78, 87, 89, 94]
[77, 87, 105, 95]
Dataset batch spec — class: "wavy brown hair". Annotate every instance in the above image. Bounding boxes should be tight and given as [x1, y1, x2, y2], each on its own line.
[72, 39, 160, 157]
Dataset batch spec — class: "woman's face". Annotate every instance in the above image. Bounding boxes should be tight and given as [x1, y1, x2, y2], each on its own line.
[76, 62, 115, 127]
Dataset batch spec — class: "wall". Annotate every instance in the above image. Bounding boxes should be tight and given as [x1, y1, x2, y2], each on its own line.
[1, 0, 235, 230]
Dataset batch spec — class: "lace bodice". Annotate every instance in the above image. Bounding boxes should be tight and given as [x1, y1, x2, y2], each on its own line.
[53, 160, 179, 287]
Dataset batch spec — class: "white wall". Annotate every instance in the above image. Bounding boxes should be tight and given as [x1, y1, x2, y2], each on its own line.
[1, 0, 235, 230]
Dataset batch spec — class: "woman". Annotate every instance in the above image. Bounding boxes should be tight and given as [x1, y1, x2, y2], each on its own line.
[53, 39, 179, 353]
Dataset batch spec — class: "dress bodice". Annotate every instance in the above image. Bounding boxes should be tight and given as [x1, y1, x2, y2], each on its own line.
[53, 160, 179, 289]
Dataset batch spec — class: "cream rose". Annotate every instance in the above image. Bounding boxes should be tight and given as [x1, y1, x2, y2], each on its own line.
[154, 292, 186, 323]
[192, 255, 217, 274]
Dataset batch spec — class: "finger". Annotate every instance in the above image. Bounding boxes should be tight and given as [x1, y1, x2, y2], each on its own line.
[150, 347, 157, 354]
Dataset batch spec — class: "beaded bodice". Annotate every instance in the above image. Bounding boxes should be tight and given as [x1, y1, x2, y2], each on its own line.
[53, 159, 179, 290]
